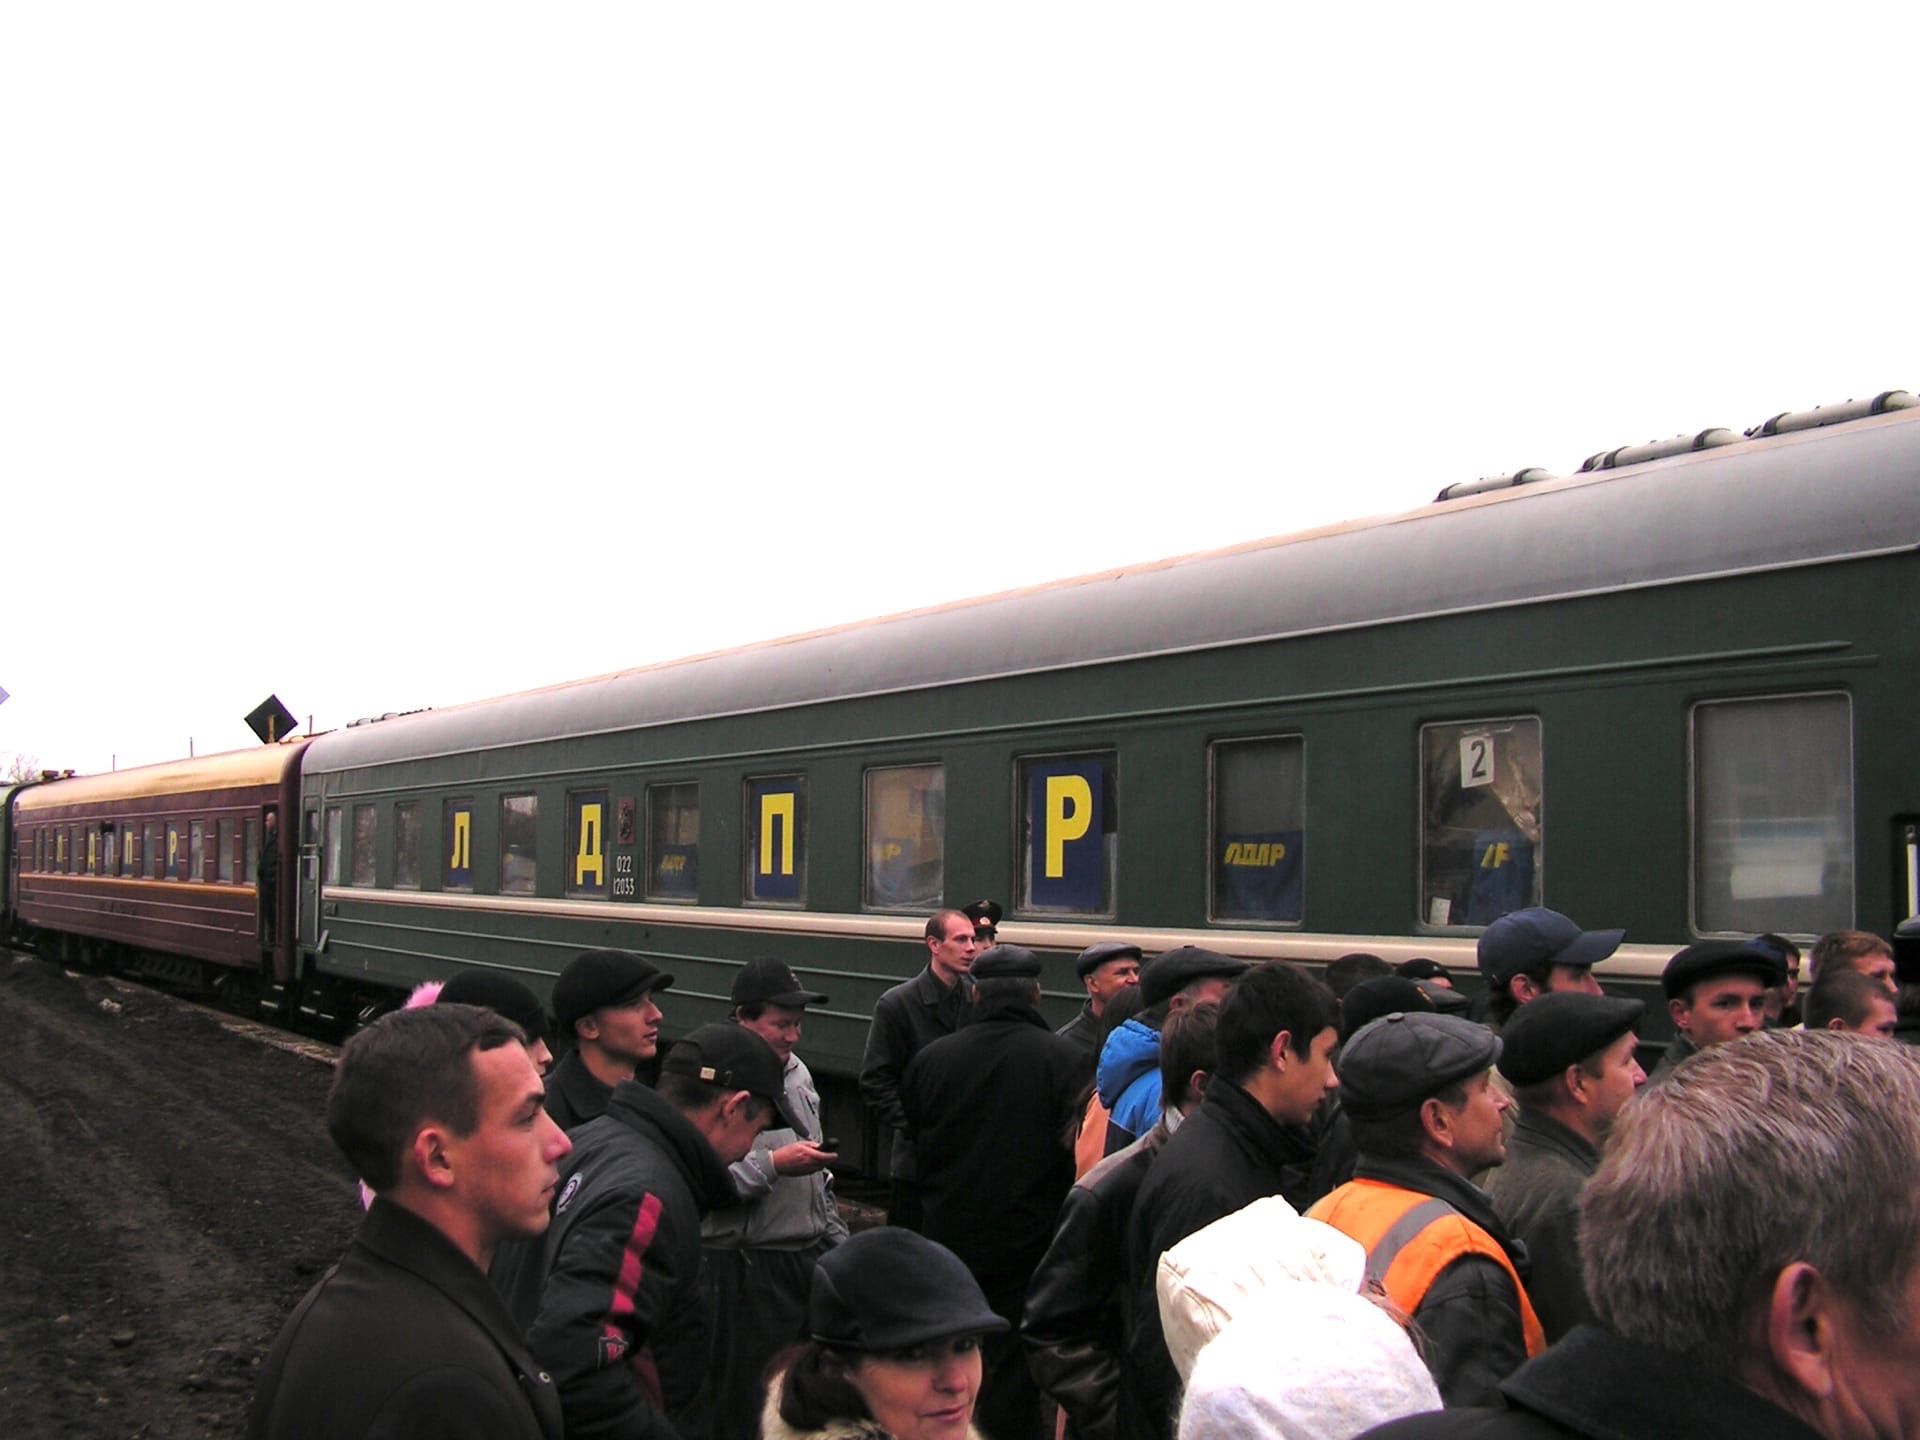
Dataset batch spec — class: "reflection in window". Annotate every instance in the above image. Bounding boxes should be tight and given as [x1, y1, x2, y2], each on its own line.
[1211, 737, 1305, 924]
[744, 776, 805, 905]
[190, 820, 207, 882]
[1421, 718, 1543, 927]
[87, 827, 99, 875]
[1694, 694, 1852, 936]
[1018, 752, 1118, 916]
[500, 794, 537, 895]
[646, 784, 700, 901]
[394, 804, 421, 889]
[218, 819, 235, 883]
[567, 790, 609, 898]
[351, 805, 377, 886]
[444, 799, 474, 890]
[324, 809, 343, 886]
[864, 765, 944, 910]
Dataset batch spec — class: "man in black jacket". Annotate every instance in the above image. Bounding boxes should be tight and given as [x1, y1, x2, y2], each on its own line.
[511, 1023, 788, 1440]
[1359, 1031, 1920, 1440]
[544, 949, 676, 1133]
[904, 944, 1082, 1440]
[249, 1004, 573, 1440]
[1123, 960, 1340, 1439]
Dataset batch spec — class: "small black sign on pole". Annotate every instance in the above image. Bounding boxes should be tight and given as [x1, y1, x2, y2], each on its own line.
[245, 695, 299, 746]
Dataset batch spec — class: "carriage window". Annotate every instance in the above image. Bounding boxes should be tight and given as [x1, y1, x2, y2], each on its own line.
[324, 808, 343, 886]
[104, 825, 120, 877]
[444, 798, 474, 890]
[1421, 718, 1542, 928]
[126, 823, 142, 877]
[393, 804, 422, 889]
[499, 794, 537, 894]
[1211, 737, 1305, 925]
[218, 819, 236, 883]
[1693, 694, 1852, 936]
[1018, 751, 1118, 917]
[86, 826, 100, 875]
[350, 805, 377, 887]
[567, 790, 609, 898]
[245, 817, 261, 887]
[146, 821, 162, 878]
[646, 783, 700, 901]
[191, 820, 208, 881]
[864, 765, 945, 911]
[744, 776, 805, 905]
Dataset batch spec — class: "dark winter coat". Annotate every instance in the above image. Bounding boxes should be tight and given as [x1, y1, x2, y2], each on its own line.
[1481, 1111, 1599, 1342]
[544, 1047, 615, 1134]
[858, 964, 971, 1181]
[1358, 1324, 1825, 1440]
[248, 1199, 563, 1440]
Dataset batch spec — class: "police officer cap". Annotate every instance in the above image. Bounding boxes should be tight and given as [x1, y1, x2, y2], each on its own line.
[1661, 940, 1786, 999]
[438, 969, 552, 1044]
[731, 956, 828, 1009]
[1497, 993, 1645, 1087]
[1477, 908, 1624, 988]
[661, 1022, 799, 1130]
[1141, 946, 1249, 1008]
[1339, 1012, 1501, 1121]
[962, 899, 1004, 928]
[552, 949, 675, 1036]
[809, 1228, 1009, 1352]
[1077, 941, 1143, 979]
[972, 944, 1042, 980]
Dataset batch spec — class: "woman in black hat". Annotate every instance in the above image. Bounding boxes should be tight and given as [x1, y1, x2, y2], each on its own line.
[764, 1228, 1006, 1440]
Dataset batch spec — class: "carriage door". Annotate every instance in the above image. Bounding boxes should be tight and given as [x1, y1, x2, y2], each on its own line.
[300, 801, 323, 952]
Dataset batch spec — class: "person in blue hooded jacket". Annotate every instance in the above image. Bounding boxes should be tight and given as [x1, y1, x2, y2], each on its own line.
[1097, 947, 1247, 1154]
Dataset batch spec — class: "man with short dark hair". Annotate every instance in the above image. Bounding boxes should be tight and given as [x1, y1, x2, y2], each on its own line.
[1360, 1031, 1920, 1440]
[1326, 951, 1393, 999]
[515, 1023, 787, 1440]
[545, 949, 675, 1132]
[1802, 965, 1898, 1038]
[1056, 940, 1144, 1078]
[1808, 928, 1895, 987]
[249, 1004, 572, 1440]
[859, 908, 977, 1229]
[1124, 961, 1340, 1437]
[1483, 993, 1645, 1341]
[1309, 1012, 1543, 1406]
[1648, 940, 1785, 1084]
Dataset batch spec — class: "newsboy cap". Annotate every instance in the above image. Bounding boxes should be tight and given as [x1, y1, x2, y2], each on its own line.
[1477, 908, 1623, 988]
[972, 944, 1043, 980]
[810, 1229, 1009, 1352]
[1339, 1012, 1501, 1121]
[1077, 941, 1144, 979]
[1340, 977, 1433, 1040]
[1141, 947, 1249, 1008]
[660, 1022, 798, 1130]
[437, 969, 552, 1044]
[552, 949, 674, 1036]
[1497, 993, 1645, 1086]
[1661, 940, 1786, 999]
[730, 956, 827, 1009]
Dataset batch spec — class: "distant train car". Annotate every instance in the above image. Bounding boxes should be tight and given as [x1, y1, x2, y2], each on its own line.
[12, 743, 305, 999]
[0, 781, 22, 939]
[284, 401, 1920, 1170]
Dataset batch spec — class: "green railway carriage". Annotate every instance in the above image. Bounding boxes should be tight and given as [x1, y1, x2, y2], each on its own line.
[285, 402, 1920, 1167]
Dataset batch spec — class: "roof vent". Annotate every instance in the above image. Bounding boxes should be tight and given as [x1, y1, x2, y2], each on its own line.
[1579, 428, 1739, 473]
[1748, 390, 1915, 438]
[1435, 467, 1553, 503]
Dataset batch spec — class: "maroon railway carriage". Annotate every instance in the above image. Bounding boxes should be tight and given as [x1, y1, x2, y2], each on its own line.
[12, 742, 306, 997]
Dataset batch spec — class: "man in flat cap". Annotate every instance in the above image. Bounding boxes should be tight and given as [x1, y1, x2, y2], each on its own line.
[1100, 946, 1248, 1152]
[1308, 1011, 1543, 1406]
[1124, 961, 1340, 1437]
[1482, 993, 1645, 1341]
[859, 908, 978, 1230]
[902, 945, 1081, 1440]
[514, 1023, 788, 1440]
[1648, 940, 1785, 1084]
[699, 958, 848, 1440]
[1476, 908, 1618, 1031]
[545, 949, 675, 1132]
[1056, 940, 1144, 1079]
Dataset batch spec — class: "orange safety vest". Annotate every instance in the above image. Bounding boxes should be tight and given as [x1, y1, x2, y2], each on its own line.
[1307, 1178, 1547, 1358]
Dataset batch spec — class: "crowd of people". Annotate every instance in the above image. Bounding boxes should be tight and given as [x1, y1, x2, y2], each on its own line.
[246, 901, 1920, 1440]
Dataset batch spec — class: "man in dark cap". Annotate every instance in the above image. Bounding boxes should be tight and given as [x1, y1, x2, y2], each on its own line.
[1308, 1011, 1543, 1406]
[1476, 908, 1619, 1030]
[1648, 940, 1785, 1084]
[514, 1023, 788, 1440]
[859, 908, 978, 1230]
[963, 897, 1004, 948]
[1056, 940, 1144, 1077]
[439, 968, 556, 1074]
[902, 944, 1082, 1440]
[1124, 961, 1340, 1437]
[1482, 993, 1645, 1341]
[699, 959, 847, 1440]
[1100, 946, 1248, 1152]
[1311, 977, 1438, 1198]
[545, 949, 675, 1132]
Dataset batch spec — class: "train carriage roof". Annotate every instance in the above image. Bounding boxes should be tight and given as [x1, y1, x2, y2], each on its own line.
[305, 410, 1920, 774]
[18, 741, 309, 812]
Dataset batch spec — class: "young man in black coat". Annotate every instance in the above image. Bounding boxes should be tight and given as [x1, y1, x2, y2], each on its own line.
[249, 1004, 573, 1440]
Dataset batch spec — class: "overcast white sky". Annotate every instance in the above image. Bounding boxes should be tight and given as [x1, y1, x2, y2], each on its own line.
[3, 4, 1913, 778]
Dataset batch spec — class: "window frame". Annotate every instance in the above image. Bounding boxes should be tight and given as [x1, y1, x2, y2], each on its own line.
[1014, 748, 1120, 920]
[862, 762, 947, 914]
[1206, 733, 1307, 928]
[742, 773, 807, 908]
[1416, 714, 1544, 933]
[644, 781, 701, 903]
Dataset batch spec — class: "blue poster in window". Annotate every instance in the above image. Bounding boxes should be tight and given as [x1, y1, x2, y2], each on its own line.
[654, 843, 698, 899]
[748, 779, 803, 902]
[1220, 830, 1304, 922]
[1466, 829, 1534, 924]
[445, 805, 473, 889]
[1028, 758, 1106, 912]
